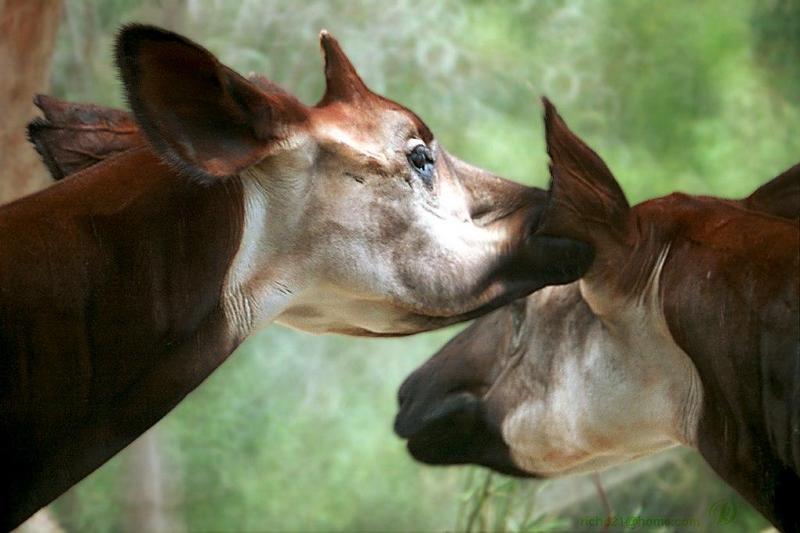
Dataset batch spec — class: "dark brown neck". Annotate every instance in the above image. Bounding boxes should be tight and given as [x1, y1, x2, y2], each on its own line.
[648, 196, 800, 531]
[0, 147, 245, 529]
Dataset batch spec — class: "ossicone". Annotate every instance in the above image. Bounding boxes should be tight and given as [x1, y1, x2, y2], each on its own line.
[317, 30, 374, 105]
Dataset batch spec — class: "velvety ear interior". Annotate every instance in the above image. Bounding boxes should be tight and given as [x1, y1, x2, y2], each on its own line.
[115, 24, 308, 181]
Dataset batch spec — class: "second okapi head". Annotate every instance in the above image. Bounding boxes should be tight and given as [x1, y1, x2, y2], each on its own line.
[394, 98, 800, 530]
[114, 25, 593, 337]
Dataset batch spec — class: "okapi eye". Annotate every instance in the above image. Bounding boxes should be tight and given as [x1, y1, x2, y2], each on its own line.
[409, 145, 428, 169]
[407, 144, 435, 183]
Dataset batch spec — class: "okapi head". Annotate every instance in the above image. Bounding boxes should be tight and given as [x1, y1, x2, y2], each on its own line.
[109, 25, 592, 337]
[395, 99, 799, 529]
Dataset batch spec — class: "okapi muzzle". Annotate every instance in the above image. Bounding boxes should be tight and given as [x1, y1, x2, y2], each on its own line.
[395, 300, 534, 478]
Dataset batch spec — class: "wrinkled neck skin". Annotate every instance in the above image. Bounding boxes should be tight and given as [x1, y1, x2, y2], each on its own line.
[221, 153, 316, 339]
[501, 244, 703, 476]
[577, 240, 705, 453]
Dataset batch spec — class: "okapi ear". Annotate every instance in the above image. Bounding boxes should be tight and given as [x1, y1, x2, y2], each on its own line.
[28, 94, 143, 180]
[116, 24, 308, 182]
[536, 97, 630, 250]
[317, 30, 373, 105]
[742, 163, 800, 220]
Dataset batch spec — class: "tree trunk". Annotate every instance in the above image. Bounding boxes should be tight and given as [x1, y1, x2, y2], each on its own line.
[4, 6, 68, 531]
[120, 4, 189, 524]
[120, 429, 185, 533]
[0, 0, 62, 203]
[13, 508, 64, 533]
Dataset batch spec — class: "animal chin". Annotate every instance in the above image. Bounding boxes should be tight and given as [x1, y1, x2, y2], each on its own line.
[345, 275, 552, 335]
[421, 282, 546, 325]
[386, 279, 542, 330]
[405, 432, 537, 479]
[322, 314, 444, 337]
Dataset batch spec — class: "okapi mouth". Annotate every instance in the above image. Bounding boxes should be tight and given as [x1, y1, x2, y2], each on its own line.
[394, 391, 535, 478]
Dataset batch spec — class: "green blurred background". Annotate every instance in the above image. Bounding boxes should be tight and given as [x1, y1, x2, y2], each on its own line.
[36, 0, 799, 531]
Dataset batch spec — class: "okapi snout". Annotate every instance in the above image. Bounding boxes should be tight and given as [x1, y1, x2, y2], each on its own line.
[467, 180, 596, 296]
[394, 386, 531, 478]
[510, 232, 595, 289]
[393, 320, 533, 478]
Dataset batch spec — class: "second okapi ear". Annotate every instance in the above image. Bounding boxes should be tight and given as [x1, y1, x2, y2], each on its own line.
[116, 24, 308, 182]
[28, 94, 143, 180]
[536, 97, 631, 251]
[742, 163, 800, 220]
[317, 30, 374, 105]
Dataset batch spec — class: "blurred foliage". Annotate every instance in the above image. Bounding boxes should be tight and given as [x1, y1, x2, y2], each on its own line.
[457, 450, 770, 532]
[42, 0, 798, 531]
[752, 0, 800, 103]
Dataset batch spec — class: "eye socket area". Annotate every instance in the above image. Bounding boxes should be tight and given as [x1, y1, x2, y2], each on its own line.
[406, 141, 435, 183]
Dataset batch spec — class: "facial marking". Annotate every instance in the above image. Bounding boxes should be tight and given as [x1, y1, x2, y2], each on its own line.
[311, 106, 422, 171]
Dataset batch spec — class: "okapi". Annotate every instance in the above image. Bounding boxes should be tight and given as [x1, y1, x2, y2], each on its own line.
[395, 99, 800, 531]
[0, 27, 593, 528]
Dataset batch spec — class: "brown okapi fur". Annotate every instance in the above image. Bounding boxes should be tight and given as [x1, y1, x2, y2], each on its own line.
[395, 99, 799, 531]
[0, 27, 593, 528]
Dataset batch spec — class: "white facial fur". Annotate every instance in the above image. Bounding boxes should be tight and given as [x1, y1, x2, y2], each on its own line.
[496, 247, 704, 476]
[221, 107, 528, 337]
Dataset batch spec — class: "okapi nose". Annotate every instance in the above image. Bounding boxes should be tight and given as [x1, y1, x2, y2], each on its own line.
[394, 388, 479, 440]
[522, 234, 595, 285]
[394, 388, 536, 479]
[395, 363, 435, 411]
